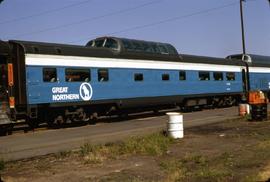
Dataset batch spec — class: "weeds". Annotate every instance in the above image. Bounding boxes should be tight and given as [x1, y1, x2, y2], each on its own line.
[160, 153, 233, 181]
[79, 132, 174, 164]
[55, 150, 72, 159]
[244, 114, 252, 121]
[80, 143, 99, 156]
[160, 160, 186, 181]
[3, 116, 270, 181]
[118, 132, 174, 156]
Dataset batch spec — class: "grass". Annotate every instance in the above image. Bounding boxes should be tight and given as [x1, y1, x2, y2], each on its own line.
[55, 150, 72, 159]
[160, 153, 233, 182]
[47, 129, 270, 181]
[159, 121, 270, 181]
[4, 118, 270, 181]
[94, 172, 148, 182]
[117, 132, 174, 156]
[79, 132, 174, 164]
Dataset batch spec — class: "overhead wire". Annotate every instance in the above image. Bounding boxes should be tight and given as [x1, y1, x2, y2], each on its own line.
[0, 0, 93, 25]
[5, 0, 260, 42]
[69, 1, 239, 44]
[9, 0, 163, 39]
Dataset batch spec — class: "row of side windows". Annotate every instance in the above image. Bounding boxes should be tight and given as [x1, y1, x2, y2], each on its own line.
[135, 71, 186, 82]
[134, 71, 186, 81]
[43, 68, 109, 82]
[42, 68, 235, 83]
[198, 71, 235, 81]
[134, 71, 234, 82]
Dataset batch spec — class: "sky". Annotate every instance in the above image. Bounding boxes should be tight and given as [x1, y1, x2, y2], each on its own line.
[0, 0, 269, 58]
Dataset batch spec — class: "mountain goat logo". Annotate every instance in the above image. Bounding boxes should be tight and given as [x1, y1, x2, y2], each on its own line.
[79, 83, 93, 101]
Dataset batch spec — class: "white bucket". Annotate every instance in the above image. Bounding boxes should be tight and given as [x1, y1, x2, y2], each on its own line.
[166, 112, 184, 139]
[246, 104, 250, 114]
[239, 103, 250, 116]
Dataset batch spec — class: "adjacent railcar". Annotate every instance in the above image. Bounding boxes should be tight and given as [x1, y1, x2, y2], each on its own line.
[227, 54, 270, 96]
[0, 36, 267, 131]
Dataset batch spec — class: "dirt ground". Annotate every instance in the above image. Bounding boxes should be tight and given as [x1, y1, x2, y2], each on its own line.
[1, 117, 270, 182]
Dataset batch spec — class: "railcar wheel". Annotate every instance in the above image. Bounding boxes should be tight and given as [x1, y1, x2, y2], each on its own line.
[81, 112, 90, 122]
[0, 124, 13, 136]
[0, 126, 7, 136]
[182, 106, 193, 112]
[27, 118, 39, 129]
[225, 96, 236, 106]
[47, 115, 65, 128]
[74, 108, 89, 122]
[211, 98, 219, 108]
[119, 113, 128, 118]
[55, 115, 65, 126]
[89, 118, 97, 125]
[7, 124, 13, 135]
[217, 99, 225, 108]
[88, 112, 98, 125]
[153, 109, 159, 114]
[0, 124, 13, 135]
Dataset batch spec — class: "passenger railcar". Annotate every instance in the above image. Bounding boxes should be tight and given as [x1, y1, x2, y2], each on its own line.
[0, 37, 269, 132]
[227, 54, 270, 94]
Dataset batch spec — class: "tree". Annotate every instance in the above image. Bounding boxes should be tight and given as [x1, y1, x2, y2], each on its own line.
[0, 0, 3, 4]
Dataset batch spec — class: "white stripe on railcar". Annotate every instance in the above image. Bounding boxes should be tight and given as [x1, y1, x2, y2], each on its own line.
[25, 54, 243, 72]
[249, 67, 270, 73]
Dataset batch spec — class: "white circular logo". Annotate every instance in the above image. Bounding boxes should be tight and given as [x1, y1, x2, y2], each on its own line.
[79, 82, 93, 101]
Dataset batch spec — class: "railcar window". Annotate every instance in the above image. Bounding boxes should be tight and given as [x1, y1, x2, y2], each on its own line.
[151, 43, 160, 54]
[230, 55, 243, 60]
[87, 40, 94, 47]
[43, 68, 57, 82]
[134, 73, 144, 81]
[162, 74, 170, 81]
[226, 72, 235, 81]
[94, 39, 105, 48]
[199, 71, 210, 81]
[166, 44, 177, 55]
[122, 40, 133, 51]
[158, 45, 169, 54]
[213, 72, 223, 81]
[121, 39, 176, 55]
[65, 69, 90, 82]
[141, 42, 154, 53]
[179, 71, 186, 81]
[132, 41, 143, 52]
[98, 69, 109, 82]
[104, 39, 118, 49]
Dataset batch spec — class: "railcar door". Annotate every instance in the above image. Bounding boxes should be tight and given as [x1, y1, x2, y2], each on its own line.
[242, 68, 248, 93]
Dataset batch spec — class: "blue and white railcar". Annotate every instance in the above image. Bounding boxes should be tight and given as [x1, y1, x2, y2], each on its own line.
[0, 37, 252, 128]
[227, 54, 270, 95]
[25, 54, 245, 105]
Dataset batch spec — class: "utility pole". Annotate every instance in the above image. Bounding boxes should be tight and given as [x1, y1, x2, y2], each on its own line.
[240, 0, 246, 55]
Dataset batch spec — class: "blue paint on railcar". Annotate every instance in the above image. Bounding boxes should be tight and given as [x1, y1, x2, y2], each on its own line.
[26, 66, 244, 105]
[249, 73, 270, 91]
